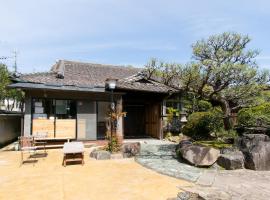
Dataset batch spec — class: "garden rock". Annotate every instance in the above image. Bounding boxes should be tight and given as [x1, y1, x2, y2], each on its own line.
[177, 186, 232, 200]
[235, 134, 270, 170]
[217, 151, 244, 170]
[235, 134, 269, 151]
[121, 142, 141, 158]
[177, 140, 193, 150]
[111, 153, 123, 159]
[90, 150, 111, 160]
[176, 191, 203, 200]
[180, 145, 220, 167]
[243, 141, 270, 170]
[220, 147, 237, 154]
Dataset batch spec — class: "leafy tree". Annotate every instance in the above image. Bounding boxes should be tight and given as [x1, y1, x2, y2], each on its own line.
[184, 32, 269, 129]
[0, 63, 24, 111]
[0, 64, 10, 101]
[144, 58, 183, 86]
[238, 103, 270, 128]
[144, 32, 269, 130]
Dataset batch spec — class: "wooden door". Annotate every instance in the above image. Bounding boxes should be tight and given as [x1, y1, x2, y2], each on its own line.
[124, 105, 145, 138]
[145, 103, 161, 139]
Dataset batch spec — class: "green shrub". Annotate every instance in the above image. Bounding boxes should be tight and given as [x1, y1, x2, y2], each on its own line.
[238, 103, 270, 127]
[197, 100, 212, 111]
[215, 128, 238, 139]
[182, 108, 223, 140]
[105, 135, 120, 153]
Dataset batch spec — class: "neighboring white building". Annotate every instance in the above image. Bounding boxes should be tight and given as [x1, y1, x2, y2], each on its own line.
[0, 99, 22, 112]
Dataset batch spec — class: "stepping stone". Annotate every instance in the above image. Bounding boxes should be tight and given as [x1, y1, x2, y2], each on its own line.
[196, 170, 217, 186]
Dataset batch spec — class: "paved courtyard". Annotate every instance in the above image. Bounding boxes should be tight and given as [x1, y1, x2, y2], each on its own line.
[0, 148, 191, 200]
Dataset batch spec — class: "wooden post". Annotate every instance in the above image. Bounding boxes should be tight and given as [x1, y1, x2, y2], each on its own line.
[116, 97, 123, 143]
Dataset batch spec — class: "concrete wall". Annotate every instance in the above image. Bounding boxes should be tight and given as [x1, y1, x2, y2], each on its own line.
[0, 115, 21, 147]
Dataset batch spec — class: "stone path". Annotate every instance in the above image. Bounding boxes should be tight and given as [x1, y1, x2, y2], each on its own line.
[190, 169, 270, 200]
[136, 142, 270, 200]
[136, 157, 203, 182]
[136, 143, 204, 182]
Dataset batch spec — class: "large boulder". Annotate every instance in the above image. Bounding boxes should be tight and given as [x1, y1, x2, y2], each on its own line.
[220, 147, 237, 154]
[235, 134, 270, 170]
[243, 141, 270, 170]
[177, 140, 193, 150]
[235, 134, 269, 151]
[217, 151, 244, 170]
[121, 142, 141, 158]
[180, 145, 220, 167]
[90, 150, 111, 160]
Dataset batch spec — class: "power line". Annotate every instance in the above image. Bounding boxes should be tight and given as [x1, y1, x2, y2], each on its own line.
[0, 50, 18, 72]
[0, 56, 12, 60]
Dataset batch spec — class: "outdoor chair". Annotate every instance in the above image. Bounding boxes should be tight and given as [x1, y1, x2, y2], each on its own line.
[19, 136, 37, 165]
[33, 132, 48, 154]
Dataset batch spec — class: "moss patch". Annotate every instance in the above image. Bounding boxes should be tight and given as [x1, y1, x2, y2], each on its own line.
[193, 140, 232, 149]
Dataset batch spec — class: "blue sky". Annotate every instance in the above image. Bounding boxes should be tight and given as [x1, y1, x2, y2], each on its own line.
[0, 0, 270, 73]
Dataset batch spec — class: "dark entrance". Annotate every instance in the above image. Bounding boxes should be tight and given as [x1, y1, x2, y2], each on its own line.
[123, 104, 146, 138]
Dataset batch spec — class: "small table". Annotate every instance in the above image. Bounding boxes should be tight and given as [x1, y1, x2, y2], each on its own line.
[62, 142, 84, 167]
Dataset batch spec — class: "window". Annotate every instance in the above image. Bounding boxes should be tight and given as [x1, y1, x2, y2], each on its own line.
[162, 100, 182, 116]
[55, 100, 76, 138]
[32, 98, 77, 138]
[32, 99, 55, 138]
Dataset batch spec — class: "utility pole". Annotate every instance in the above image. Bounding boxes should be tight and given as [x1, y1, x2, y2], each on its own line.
[13, 50, 18, 73]
[0, 50, 18, 72]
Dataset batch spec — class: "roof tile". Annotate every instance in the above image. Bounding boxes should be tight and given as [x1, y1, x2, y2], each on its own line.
[17, 60, 177, 93]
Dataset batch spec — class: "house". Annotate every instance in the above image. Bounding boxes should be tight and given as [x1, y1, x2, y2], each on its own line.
[9, 60, 179, 141]
[0, 99, 22, 112]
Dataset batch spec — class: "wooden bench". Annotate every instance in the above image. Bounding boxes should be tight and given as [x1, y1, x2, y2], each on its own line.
[34, 137, 73, 149]
[62, 142, 84, 167]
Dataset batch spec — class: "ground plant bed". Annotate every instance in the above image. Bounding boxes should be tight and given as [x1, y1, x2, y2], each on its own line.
[90, 142, 141, 160]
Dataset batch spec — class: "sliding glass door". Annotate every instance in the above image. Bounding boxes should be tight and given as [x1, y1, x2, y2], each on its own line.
[32, 99, 55, 138]
[32, 98, 76, 139]
[32, 98, 107, 140]
[55, 100, 76, 138]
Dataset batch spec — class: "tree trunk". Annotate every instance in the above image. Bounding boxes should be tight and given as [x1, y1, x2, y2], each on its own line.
[220, 99, 233, 130]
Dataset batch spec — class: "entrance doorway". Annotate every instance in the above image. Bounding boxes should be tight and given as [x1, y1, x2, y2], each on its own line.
[123, 104, 146, 138]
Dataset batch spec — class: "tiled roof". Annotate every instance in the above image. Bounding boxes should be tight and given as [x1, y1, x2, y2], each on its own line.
[117, 74, 177, 93]
[14, 60, 178, 93]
